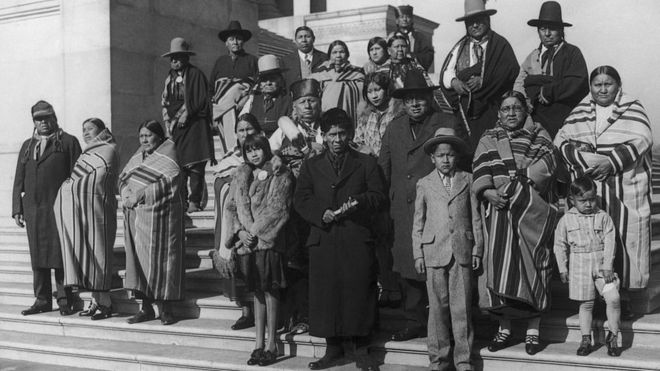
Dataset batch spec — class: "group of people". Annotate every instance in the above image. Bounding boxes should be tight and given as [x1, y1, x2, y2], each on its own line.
[11, 1, 653, 371]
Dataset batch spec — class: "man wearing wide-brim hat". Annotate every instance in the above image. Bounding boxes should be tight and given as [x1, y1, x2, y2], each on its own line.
[439, 0, 519, 148]
[209, 20, 259, 154]
[378, 69, 468, 342]
[513, 0, 588, 139]
[240, 54, 292, 137]
[386, 5, 434, 71]
[161, 37, 215, 213]
[13, 100, 82, 316]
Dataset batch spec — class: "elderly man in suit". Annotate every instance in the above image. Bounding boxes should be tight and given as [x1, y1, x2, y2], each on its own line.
[412, 127, 483, 371]
[282, 26, 328, 87]
[378, 70, 468, 341]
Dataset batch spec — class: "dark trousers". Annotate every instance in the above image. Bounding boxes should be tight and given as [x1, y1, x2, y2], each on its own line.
[402, 278, 428, 330]
[282, 267, 309, 327]
[33, 267, 71, 307]
[182, 161, 207, 206]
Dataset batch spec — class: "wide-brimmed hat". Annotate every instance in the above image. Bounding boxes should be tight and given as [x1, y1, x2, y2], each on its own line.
[527, 1, 572, 28]
[161, 37, 195, 58]
[456, 0, 497, 22]
[290, 79, 322, 101]
[31, 100, 55, 118]
[257, 55, 283, 77]
[423, 127, 469, 155]
[391, 70, 439, 99]
[218, 20, 252, 42]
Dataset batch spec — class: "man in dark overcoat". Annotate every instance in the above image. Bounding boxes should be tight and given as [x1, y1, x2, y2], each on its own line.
[378, 70, 467, 342]
[281, 26, 328, 88]
[12, 100, 81, 315]
[295, 108, 386, 371]
[161, 37, 215, 213]
[387, 5, 435, 71]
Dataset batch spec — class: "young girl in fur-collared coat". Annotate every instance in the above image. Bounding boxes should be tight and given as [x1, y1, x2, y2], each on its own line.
[224, 134, 293, 366]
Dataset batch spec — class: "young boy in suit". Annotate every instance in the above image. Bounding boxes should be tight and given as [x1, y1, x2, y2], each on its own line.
[411, 127, 483, 371]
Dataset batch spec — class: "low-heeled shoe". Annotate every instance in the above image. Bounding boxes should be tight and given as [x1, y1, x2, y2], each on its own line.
[231, 315, 254, 330]
[488, 332, 512, 352]
[126, 309, 155, 324]
[160, 311, 177, 325]
[21, 303, 52, 316]
[90, 305, 112, 321]
[79, 303, 98, 317]
[59, 305, 75, 316]
[390, 327, 425, 342]
[308, 353, 343, 370]
[258, 350, 278, 366]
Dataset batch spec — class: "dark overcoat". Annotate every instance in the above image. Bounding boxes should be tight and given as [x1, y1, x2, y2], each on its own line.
[294, 149, 386, 338]
[12, 131, 81, 268]
[378, 111, 464, 280]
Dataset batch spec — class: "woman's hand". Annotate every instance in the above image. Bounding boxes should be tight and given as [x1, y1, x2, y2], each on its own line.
[238, 230, 256, 247]
[586, 158, 613, 181]
[560, 272, 569, 284]
[483, 189, 508, 210]
[123, 189, 139, 209]
[601, 269, 615, 283]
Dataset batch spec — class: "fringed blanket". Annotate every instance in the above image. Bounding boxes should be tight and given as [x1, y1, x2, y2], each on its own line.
[119, 139, 185, 300]
[473, 118, 559, 317]
[555, 92, 652, 289]
[54, 129, 118, 291]
[310, 62, 365, 123]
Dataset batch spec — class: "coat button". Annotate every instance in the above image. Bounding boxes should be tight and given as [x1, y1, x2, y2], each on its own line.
[407, 174, 412, 179]
[407, 198, 412, 203]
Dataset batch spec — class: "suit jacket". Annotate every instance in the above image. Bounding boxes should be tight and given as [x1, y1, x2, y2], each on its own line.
[377, 111, 464, 279]
[282, 49, 328, 88]
[412, 170, 483, 267]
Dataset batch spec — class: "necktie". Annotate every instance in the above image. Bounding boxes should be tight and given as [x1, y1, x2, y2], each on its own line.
[305, 55, 311, 68]
[264, 96, 274, 111]
[443, 175, 451, 194]
[541, 47, 553, 75]
[473, 43, 483, 64]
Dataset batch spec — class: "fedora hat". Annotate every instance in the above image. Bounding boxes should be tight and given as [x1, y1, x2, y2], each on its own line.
[257, 54, 283, 77]
[423, 127, 469, 155]
[455, 0, 497, 22]
[218, 20, 252, 42]
[161, 37, 195, 58]
[528, 1, 572, 28]
[391, 70, 439, 99]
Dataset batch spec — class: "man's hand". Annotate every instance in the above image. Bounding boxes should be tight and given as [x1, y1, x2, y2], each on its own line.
[586, 159, 613, 181]
[337, 198, 358, 218]
[466, 76, 482, 91]
[13, 214, 24, 228]
[123, 190, 139, 209]
[601, 269, 615, 283]
[322, 209, 336, 224]
[472, 256, 482, 271]
[414, 257, 426, 275]
[451, 78, 470, 95]
[560, 272, 569, 283]
[483, 189, 508, 210]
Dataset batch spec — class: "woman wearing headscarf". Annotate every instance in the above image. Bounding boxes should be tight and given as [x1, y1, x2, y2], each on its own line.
[473, 90, 559, 356]
[310, 40, 365, 123]
[54, 118, 118, 320]
[120, 120, 185, 326]
[555, 65, 652, 318]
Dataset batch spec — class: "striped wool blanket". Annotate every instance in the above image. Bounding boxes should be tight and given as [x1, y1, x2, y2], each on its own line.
[555, 92, 652, 289]
[310, 61, 365, 123]
[473, 118, 559, 316]
[54, 129, 118, 291]
[119, 139, 185, 300]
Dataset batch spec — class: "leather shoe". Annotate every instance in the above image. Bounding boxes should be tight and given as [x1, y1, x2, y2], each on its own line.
[258, 349, 278, 366]
[231, 315, 254, 330]
[21, 303, 51, 316]
[488, 332, 512, 352]
[525, 334, 541, 355]
[90, 305, 112, 321]
[79, 303, 98, 317]
[59, 305, 75, 316]
[308, 353, 343, 370]
[127, 309, 155, 324]
[160, 311, 177, 325]
[390, 327, 425, 342]
[246, 348, 263, 366]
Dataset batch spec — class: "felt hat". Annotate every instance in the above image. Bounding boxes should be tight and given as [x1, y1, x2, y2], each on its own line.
[527, 1, 572, 28]
[391, 69, 439, 99]
[31, 100, 55, 118]
[218, 20, 252, 42]
[423, 127, 469, 155]
[161, 37, 195, 58]
[290, 79, 322, 101]
[455, 0, 497, 22]
[257, 54, 283, 77]
[396, 5, 413, 17]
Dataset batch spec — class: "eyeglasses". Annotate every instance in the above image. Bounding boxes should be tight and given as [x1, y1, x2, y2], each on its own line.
[499, 105, 525, 114]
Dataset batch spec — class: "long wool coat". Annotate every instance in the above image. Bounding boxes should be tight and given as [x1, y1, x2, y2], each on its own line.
[13, 130, 81, 269]
[54, 129, 118, 290]
[294, 149, 386, 338]
[378, 111, 464, 280]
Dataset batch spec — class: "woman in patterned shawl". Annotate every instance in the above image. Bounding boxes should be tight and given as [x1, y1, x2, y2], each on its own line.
[54, 118, 118, 321]
[310, 40, 365, 123]
[473, 90, 559, 355]
[120, 120, 185, 326]
[555, 66, 652, 317]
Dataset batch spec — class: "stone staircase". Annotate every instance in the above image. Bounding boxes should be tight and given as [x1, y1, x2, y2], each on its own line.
[1, 145, 660, 370]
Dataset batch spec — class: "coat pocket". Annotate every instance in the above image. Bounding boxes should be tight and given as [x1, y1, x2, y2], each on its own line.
[422, 234, 435, 245]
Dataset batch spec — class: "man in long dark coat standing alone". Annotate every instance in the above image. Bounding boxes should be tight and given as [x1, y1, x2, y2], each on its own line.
[13, 100, 81, 316]
[295, 108, 385, 371]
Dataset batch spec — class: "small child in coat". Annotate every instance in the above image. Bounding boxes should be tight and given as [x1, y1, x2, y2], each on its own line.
[554, 176, 621, 357]
[412, 127, 483, 371]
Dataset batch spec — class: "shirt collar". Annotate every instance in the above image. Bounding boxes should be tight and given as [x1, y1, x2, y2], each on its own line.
[298, 50, 313, 60]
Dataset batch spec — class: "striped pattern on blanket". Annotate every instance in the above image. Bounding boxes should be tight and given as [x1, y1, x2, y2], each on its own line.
[555, 92, 652, 288]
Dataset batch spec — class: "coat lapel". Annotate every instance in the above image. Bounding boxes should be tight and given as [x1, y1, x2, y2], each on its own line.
[336, 150, 361, 185]
[429, 170, 449, 201]
[448, 171, 469, 203]
[408, 115, 436, 154]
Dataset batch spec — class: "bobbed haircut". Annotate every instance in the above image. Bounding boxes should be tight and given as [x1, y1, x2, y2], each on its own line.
[569, 176, 597, 198]
[362, 72, 392, 101]
[242, 134, 273, 163]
